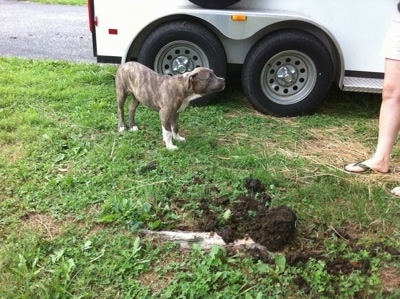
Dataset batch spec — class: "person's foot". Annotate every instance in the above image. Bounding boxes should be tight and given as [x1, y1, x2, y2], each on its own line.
[391, 186, 400, 196]
[344, 160, 390, 174]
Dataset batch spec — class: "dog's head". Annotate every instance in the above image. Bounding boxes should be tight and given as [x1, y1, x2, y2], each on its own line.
[186, 67, 225, 96]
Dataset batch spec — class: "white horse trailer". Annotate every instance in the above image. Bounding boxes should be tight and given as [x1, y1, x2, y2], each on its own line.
[88, 0, 396, 116]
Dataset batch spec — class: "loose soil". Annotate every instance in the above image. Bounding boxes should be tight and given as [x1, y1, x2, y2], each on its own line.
[196, 178, 297, 252]
[173, 177, 400, 297]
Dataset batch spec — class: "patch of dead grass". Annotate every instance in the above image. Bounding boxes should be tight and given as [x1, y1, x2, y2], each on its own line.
[285, 126, 400, 185]
[20, 212, 66, 240]
[1, 142, 26, 164]
[380, 267, 400, 293]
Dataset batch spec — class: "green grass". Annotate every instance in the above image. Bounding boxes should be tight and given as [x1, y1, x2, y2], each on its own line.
[1, 57, 399, 298]
[25, 0, 86, 5]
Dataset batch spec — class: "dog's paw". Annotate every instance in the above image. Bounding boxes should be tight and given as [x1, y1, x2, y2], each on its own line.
[129, 126, 139, 132]
[166, 144, 178, 151]
[118, 126, 126, 133]
[174, 135, 186, 142]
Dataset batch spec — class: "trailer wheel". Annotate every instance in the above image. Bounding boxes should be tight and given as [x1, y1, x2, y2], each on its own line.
[242, 30, 333, 116]
[138, 21, 227, 105]
[188, 0, 241, 9]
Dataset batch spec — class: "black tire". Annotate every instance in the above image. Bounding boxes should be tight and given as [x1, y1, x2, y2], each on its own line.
[188, 0, 240, 9]
[138, 21, 227, 106]
[242, 30, 333, 116]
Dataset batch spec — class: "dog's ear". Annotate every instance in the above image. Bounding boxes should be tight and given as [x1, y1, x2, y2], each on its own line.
[187, 73, 197, 91]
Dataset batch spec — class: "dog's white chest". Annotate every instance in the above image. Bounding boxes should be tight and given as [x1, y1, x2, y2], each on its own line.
[178, 94, 202, 112]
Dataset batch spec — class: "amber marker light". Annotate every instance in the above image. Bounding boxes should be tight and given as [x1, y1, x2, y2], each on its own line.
[231, 15, 247, 21]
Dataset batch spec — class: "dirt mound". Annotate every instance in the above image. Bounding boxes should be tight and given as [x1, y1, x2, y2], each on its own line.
[170, 177, 400, 297]
[196, 178, 297, 251]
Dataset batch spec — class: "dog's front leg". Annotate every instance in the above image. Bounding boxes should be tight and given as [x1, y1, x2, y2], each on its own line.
[171, 113, 185, 142]
[160, 110, 178, 150]
[162, 126, 178, 150]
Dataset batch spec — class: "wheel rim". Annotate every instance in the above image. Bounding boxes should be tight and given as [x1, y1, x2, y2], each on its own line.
[260, 50, 317, 105]
[154, 41, 209, 75]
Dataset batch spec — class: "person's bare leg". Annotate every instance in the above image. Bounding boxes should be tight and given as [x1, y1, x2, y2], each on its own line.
[367, 58, 400, 171]
[345, 58, 400, 174]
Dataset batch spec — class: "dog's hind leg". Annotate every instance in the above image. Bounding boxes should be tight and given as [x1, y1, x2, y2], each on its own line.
[116, 88, 128, 132]
[128, 97, 140, 131]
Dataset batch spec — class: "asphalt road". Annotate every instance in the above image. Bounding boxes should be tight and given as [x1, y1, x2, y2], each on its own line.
[0, 0, 96, 63]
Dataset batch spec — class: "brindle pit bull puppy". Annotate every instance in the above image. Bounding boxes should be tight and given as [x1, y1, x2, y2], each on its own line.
[116, 62, 225, 150]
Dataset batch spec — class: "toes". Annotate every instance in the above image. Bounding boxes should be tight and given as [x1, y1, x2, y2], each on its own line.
[391, 187, 400, 197]
[344, 162, 371, 173]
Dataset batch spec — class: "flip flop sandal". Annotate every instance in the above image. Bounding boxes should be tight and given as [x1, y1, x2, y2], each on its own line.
[344, 162, 390, 174]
